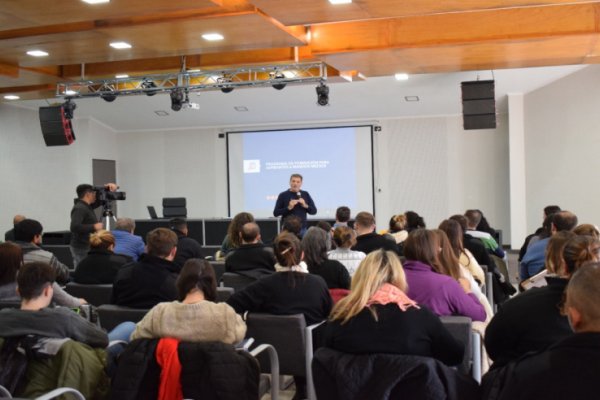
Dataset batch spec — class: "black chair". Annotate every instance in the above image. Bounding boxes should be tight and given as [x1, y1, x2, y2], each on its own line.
[0, 300, 20, 310]
[42, 245, 73, 268]
[162, 197, 187, 218]
[216, 287, 234, 302]
[440, 316, 481, 382]
[246, 313, 323, 400]
[64, 283, 112, 307]
[96, 304, 149, 331]
[210, 261, 225, 282]
[220, 272, 257, 293]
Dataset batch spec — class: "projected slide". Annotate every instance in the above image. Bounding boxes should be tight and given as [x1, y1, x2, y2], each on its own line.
[228, 126, 373, 218]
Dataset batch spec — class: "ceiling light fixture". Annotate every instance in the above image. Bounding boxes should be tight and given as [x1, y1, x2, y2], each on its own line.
[26, 50, 48, 57]
[65, 90, 78, 96]
[218, 75, 234, 93]
[271, 70, 286, 90]
[141, 79, 158, 96]
[316, 82, 329, 106]
[170, 88, 185, 111]
[329, 0, 352, 4]
[110, 42, 132, 49]
[202, 33, 224, 41]
[62, 99, 77, 120]
[81, 0, 110, 3]
[404, 96, 420, 102]
[4, 95, 20, 100]
[115, 74, 129, 79]
[395, 73, 409, 81]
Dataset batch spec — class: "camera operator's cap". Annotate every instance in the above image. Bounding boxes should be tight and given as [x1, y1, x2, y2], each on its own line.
[76, 184, 94, 198]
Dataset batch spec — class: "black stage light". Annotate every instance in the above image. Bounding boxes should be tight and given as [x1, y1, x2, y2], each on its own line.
[316, 83, 329, 106]
[141, 79, 158, 96]
[62, 99, 77, 119]
[170, 88, 185, 111]
[218, 76, 234, 93]
[101, 92, 117, 102]
[271, 71, 286, 90]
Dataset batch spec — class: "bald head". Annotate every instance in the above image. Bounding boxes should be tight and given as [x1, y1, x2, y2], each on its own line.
[566, 262, 600, 332]
[13, 215, 26, 226]
[241, 222, 261, 244]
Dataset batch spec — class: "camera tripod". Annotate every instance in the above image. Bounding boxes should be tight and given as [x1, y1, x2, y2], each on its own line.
[102, 203, 117, 230]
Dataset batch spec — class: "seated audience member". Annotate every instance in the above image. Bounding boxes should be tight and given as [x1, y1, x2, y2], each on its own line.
[402, 229, 486, 322]
[475, 209, 497, 237]
[439, 219, 485, 286]
[302, 227, 350, 289]
[316, 220, 333, 238]
[227, 231, 332, 400]
[73, 230, 132, 284]
[112, 228, 179, 309]
[518, 205, 561, 262]
[112, 218, 145, 261]
[225, 222, 276, 275]
[449, 214, 493, 269]
[464, 209, 505, 259]
[13, 218, 70, 284]
[520, 210, 578, 280]
[0, 242, 84, 307]
[332, 206, 351, 229]
[281, 215, 303, 239]
[4, 214, 25, 242]
[352, 211, 397, 255]
[485, 233, 599, 368]
[170, 218, 202, 270]
[131, 259, 245, 343]
[324, 249, 464, 366]
[405, 211, 426, 232]
[328, 226, 366, 276]
[387, 214, 409, 255]
[484, 262, 600, 400]
[220, 212, 255, 256]
[573, 223, 600, 239]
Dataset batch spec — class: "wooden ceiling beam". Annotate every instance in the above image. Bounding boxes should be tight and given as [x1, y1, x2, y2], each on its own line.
[0, 62, 20, 78]
[309, 3, 600, 54]
[0, 83, 54, 94]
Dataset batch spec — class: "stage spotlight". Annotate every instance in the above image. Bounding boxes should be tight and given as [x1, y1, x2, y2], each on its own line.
[101, 92, 117, 102]
[141, 79, 158, 96]
[218, 76, 234, 93]
[170, 88, 185, 111]
[62, 99, 77, 119]
[316, 82, 329, 106]
[271, 71, 286, 90]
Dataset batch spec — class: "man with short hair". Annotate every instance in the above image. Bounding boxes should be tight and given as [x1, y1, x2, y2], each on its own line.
[352, 211, 397, 255]
[0, 262, 108, 348]
[273, 173, 317, 232]
[519, 205, 561, 261]
[170, 217, 202, 270]
[486, 262, 600, 399]
[464, 209, 505, 258]
[281, 215, 303, 239]
[4, 214, 25, 242]
[333, 206, 351, 229]
[112, 218, 145, 261]
[521, 211, 578, 280]
[14, 219, 70, 284]
[112, 228, 179, 308]
[225, 222, 276, 275]
[69, 182, 117, 267]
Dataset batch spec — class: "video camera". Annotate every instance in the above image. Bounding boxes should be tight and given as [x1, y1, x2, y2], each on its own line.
[93, 185, 126, 204]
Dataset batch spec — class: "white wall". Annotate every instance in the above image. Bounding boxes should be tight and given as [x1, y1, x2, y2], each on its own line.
[524, 66, 600, 232]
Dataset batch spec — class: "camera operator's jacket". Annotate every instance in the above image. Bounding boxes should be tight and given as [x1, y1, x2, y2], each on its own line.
[70, 199, 101, 248]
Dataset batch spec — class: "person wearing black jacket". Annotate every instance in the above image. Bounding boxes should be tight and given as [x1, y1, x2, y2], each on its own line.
[170, 218, 202, 270]
[73, 230, 132, 284]
[69, 182, 117, 267]
[352, 211, 398, 255]
[112, 228, 179, 309]
[225, 222, 276, 274]
[302, 226, 350, 289]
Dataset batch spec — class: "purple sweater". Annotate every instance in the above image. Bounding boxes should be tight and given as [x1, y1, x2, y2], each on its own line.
[403, 260, 486, 322]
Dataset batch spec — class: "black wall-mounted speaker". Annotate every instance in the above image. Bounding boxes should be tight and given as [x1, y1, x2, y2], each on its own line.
[39, 105, 76, 146]
[461, 80, 496, 130]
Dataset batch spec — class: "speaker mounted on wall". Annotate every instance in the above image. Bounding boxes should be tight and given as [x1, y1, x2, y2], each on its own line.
[39, 104, 76, 146]
[461, 80, 496, 130]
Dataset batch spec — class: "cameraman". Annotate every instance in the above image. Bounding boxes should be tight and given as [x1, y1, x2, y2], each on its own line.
[69, 183, 117, 267]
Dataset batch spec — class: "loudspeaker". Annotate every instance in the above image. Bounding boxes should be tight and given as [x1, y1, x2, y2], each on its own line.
[39, 105, 76, 146]
[461, 80, 496, 130]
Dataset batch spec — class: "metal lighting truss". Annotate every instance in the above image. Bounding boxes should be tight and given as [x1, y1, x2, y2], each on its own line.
[56, 62, 327, 98]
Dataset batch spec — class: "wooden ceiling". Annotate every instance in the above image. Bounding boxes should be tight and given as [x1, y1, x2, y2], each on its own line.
[1, 0, 599, 100]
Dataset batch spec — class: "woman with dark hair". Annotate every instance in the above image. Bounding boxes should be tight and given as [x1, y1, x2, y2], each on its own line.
[475, 209, 497, 237]
[405, 211, 426, 232]
[302, 227, 350, 289]
[485, 234, 600, 367]
[220, 212, 255, 256]
[439, 219, 485, 286]
[73, 230, 131, 284]
[131, 259, 245, 343]
[402, 229, 486, 322]
[328, 226, 366, 276]
[324, 249, 464, 366]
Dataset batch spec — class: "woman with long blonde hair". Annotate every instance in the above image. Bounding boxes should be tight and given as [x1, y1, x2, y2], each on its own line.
[324, 249, 464, 366]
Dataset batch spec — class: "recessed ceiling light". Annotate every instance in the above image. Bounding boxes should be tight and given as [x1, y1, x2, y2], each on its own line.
[202, 33, 224, 41]
[187, 69, 201, 73]
[329, 0, 352, 4]
[26, 50, 48, 57]
[4, 95, 20, 100]
[115, 74, 129, 78]
[65, 90, 78, 96]
[81, 0, 110, 3]
[234, 106, 249, 112]
[154, 111, 169, 116]
[395, 73, 409, 81]
[110, 42, 132, 49]
[405, 96, 420, 102]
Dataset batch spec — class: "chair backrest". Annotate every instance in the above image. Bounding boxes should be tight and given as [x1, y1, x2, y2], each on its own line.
[0, 300, 20, 310]
[162, 197, 187, 218]
[42, 245, 73, 268]
[210, 261, 225, 282]
[246, 313, 307, 376]
[64, 283, 113, 307]
[440, 316, 473, 376]
[216, 287, 234, 302]
[97, 304, 149, 331]
[220, 272, 257, 293]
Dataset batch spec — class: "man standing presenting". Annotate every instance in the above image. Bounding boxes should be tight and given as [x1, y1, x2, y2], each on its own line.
[69, 183, 117, 267]
[273, 174, 317, 233]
